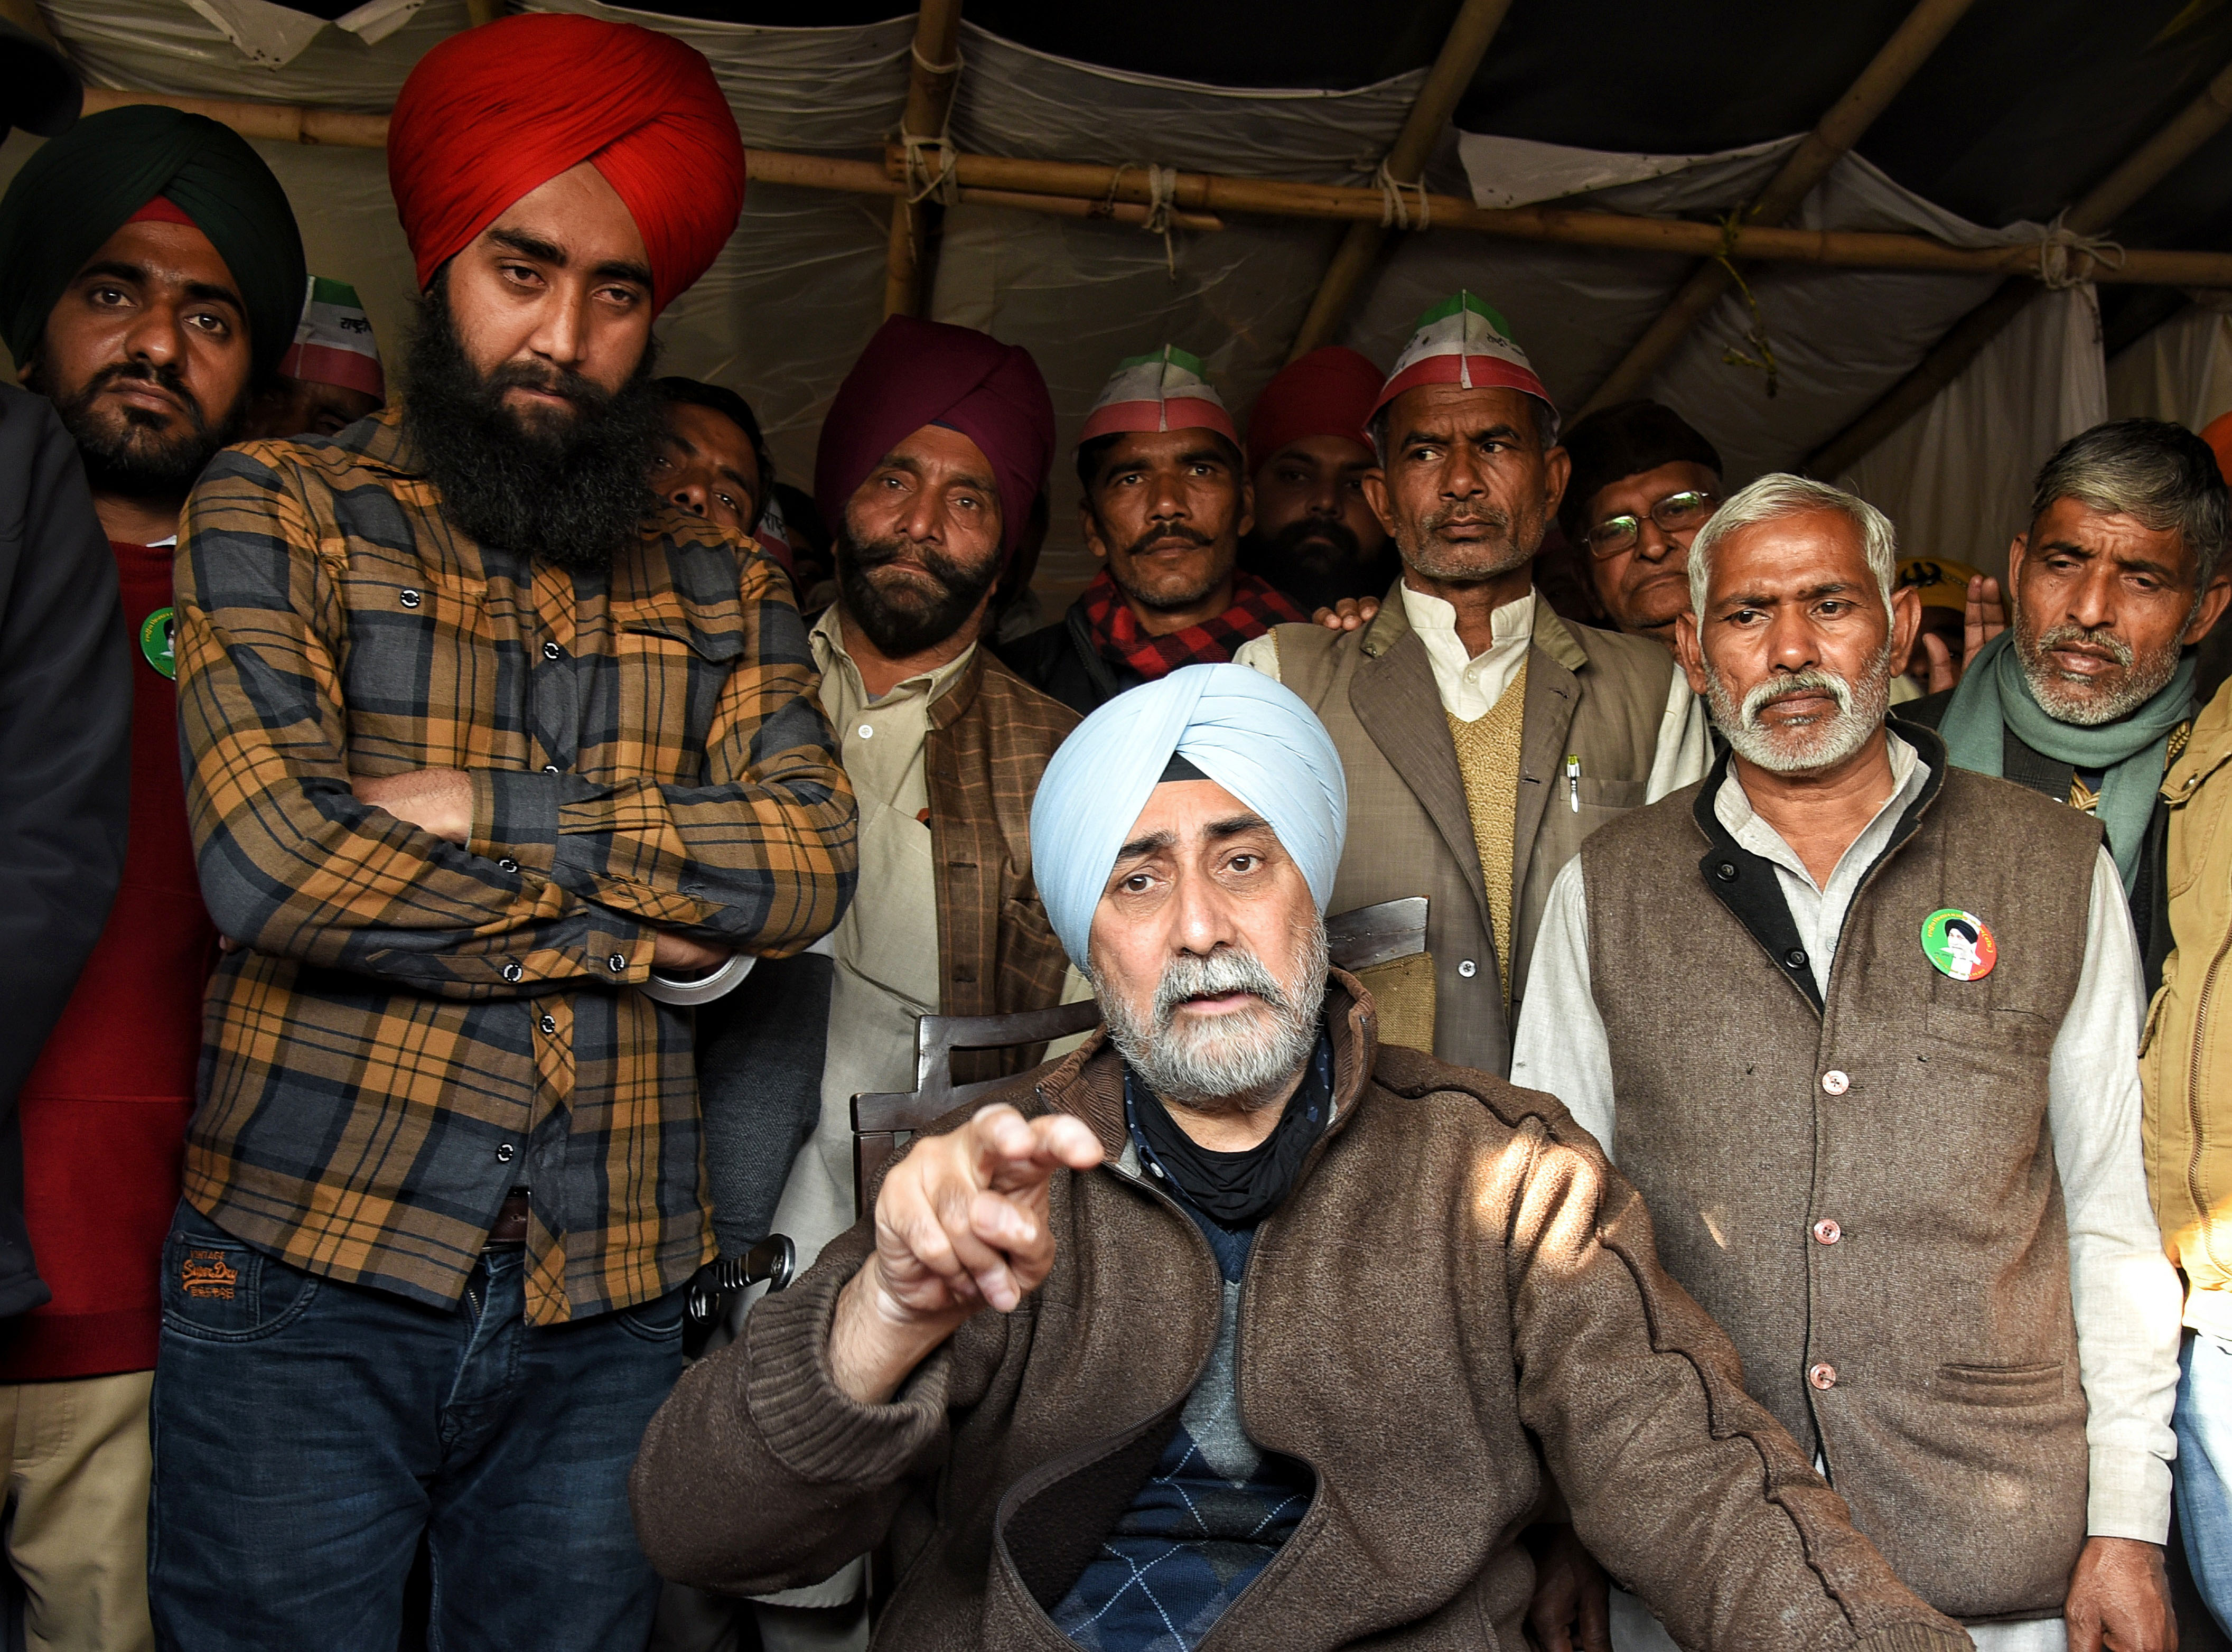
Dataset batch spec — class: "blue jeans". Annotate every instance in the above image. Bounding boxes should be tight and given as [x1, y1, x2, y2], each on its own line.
[147, 1201, 684, 1651]
[2178, 1329, 2232, 1637]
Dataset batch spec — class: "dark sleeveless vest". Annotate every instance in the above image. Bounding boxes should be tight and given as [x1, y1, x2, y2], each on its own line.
[1579, 730, 2103, 1622]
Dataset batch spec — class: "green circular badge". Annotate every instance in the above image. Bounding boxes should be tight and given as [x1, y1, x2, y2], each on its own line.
[138, 607, 176, 679]
[1921, 908, 1997, 981]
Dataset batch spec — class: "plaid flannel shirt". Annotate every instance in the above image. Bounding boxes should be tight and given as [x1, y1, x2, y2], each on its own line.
[175, 409, 857, 1324]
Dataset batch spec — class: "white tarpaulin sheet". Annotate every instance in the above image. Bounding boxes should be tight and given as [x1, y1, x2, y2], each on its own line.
[6, 0, 2147, 592]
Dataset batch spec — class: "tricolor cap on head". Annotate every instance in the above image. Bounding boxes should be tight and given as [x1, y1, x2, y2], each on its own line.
[1079, 345, 1236, 446]
[277, 276, 384, 400]
[1372, 291, 1556, 436]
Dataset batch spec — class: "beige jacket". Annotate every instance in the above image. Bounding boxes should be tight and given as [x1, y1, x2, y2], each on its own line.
[2145, 677, 2232, 1337]
[1260, 595, 1687, 1075]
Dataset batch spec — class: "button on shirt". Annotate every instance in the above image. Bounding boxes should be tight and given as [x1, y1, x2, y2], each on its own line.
[1513, 732, 2182, 1560]
[173, 409, 857, 1325]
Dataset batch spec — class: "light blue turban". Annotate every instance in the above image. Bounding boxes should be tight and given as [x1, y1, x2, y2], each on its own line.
[1030, 664, 1348, 965]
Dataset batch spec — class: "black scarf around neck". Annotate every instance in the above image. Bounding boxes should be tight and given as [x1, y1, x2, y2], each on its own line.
[1125, 1029, 1333, 1226]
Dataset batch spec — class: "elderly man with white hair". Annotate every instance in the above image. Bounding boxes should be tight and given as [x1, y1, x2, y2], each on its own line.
[631, 662, 1970, 1652]
[1513, 475, 2183, 1652]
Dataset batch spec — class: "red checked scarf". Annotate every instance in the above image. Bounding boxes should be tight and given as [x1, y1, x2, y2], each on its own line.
[1079, 568, 1305, 681]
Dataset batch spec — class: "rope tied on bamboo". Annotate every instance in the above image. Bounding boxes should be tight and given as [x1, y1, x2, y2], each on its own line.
[1106, 162, 1182, 276]
[899, 40, 964, 208]
[2033, 211, 2126, 290]
[1375, 161, 1431, 231]
[902, 130, 959, 206]
[909, 41, 961, 77]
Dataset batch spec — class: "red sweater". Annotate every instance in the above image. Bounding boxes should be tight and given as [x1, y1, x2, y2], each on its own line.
[0, 542, 214, 1382]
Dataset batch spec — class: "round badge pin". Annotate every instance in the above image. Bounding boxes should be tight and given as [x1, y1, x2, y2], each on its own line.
[138, 606, 176, 680]
[1921, 908, 1996, 982]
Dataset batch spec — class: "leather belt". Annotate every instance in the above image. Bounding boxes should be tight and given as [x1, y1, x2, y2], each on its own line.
[485, 1191, 531, 1249]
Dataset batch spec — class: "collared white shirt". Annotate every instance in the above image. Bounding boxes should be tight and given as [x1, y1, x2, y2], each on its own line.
[1235, 584, 1710, 804]
[1399, 581, 1536, 722]
[1513, 734, 2183, 1629]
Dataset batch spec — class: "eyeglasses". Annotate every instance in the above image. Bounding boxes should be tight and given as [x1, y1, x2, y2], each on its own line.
[1585, 489, 1720, 560]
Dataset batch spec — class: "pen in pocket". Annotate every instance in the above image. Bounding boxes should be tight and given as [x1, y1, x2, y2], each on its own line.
[1566, 753, 1581, 813]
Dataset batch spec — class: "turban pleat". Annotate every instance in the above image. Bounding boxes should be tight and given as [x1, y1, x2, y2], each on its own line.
[815, 315, 1054, 556]
[388, 13, 745, 315]
[0, 105, 305, 381]
[1031, 665, 1348, 965]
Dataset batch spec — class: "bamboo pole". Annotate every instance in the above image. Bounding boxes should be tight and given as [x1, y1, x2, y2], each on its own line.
[1807, 50, 2232, 479]
[81, 85, 391, 146]
[69, 87, 2232, 287]
[884, 0, 965, 319]
[1577, 0, 1977, 417]
[1284, 0, 1515, 364]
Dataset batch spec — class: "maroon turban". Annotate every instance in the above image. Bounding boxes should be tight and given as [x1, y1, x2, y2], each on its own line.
[815, 315, 1054, 557]
[388, 13, 745, 315]
[1245, 346, 1383, 475]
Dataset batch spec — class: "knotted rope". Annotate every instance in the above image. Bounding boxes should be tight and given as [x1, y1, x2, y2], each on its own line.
[898, 42, 965, 208]
[1375, 160, 1431, 231]
[2033, 212, 2125, 290]
[1107, 162, 1182, 276]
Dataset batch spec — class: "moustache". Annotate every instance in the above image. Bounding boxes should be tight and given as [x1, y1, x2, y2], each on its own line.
[1153, 947, 1290, 1031]
[1421, 502, 1511, 538]
[843, 532, 977, 590]
[483, 359, 614, 415]
[89, 360, 204, 423]
[1741, 669, 1855, 728]
[1124, 522, 1215, 558]
[2032, 623, 2135, 668]
[1267, 515, 1362, 562]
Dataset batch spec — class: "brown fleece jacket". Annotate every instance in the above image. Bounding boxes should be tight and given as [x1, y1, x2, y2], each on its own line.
[631, 974, 1969, 1652]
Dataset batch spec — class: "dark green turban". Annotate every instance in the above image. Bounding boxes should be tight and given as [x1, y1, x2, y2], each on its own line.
[0, 104, 306, 382]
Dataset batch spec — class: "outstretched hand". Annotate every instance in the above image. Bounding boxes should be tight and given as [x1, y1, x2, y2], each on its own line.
[830, 1104, 1104, 1403]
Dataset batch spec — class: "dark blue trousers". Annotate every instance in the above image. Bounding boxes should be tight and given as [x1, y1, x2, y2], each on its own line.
[148, 1201, 684, 1651]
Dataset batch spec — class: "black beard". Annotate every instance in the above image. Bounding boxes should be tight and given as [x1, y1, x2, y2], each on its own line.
[399, 282, 665, 572]
[1239, 516, 1400, 613]
[40, 358, 240, 501]
[835, 521, 999, 658]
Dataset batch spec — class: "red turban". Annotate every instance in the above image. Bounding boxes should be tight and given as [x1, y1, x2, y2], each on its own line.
[388, 13, 745, 315]
[1244, 346, 1383, 474]
[815, 316, 1054, 557]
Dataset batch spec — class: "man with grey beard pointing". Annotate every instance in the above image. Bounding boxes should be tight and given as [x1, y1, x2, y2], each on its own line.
[1513, 474, 2182, 1652]
[633, 662, 1969, 1652]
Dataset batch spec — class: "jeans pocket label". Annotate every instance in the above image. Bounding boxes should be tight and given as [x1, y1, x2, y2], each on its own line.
[182, 1248, 240, 1300]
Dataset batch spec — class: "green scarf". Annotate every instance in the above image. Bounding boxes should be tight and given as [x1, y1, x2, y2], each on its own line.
[1937, 628, 2192, 894]
[0, 105, 304, 383]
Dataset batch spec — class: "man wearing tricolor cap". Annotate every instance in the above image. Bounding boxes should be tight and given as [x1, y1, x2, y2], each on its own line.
[0, 101, 306, 1651]
[635, 661, 1968, 1652]
[1239, 344, 1400, 613]
[247, 274, 386, 440]
[1001, 346, 1304, 714]
[1240, 293, 1708, 1078]
[155, 16, 857, 1647]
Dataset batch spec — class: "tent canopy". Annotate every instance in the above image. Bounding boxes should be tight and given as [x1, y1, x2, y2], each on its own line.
[12, 0, 2232, 590]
